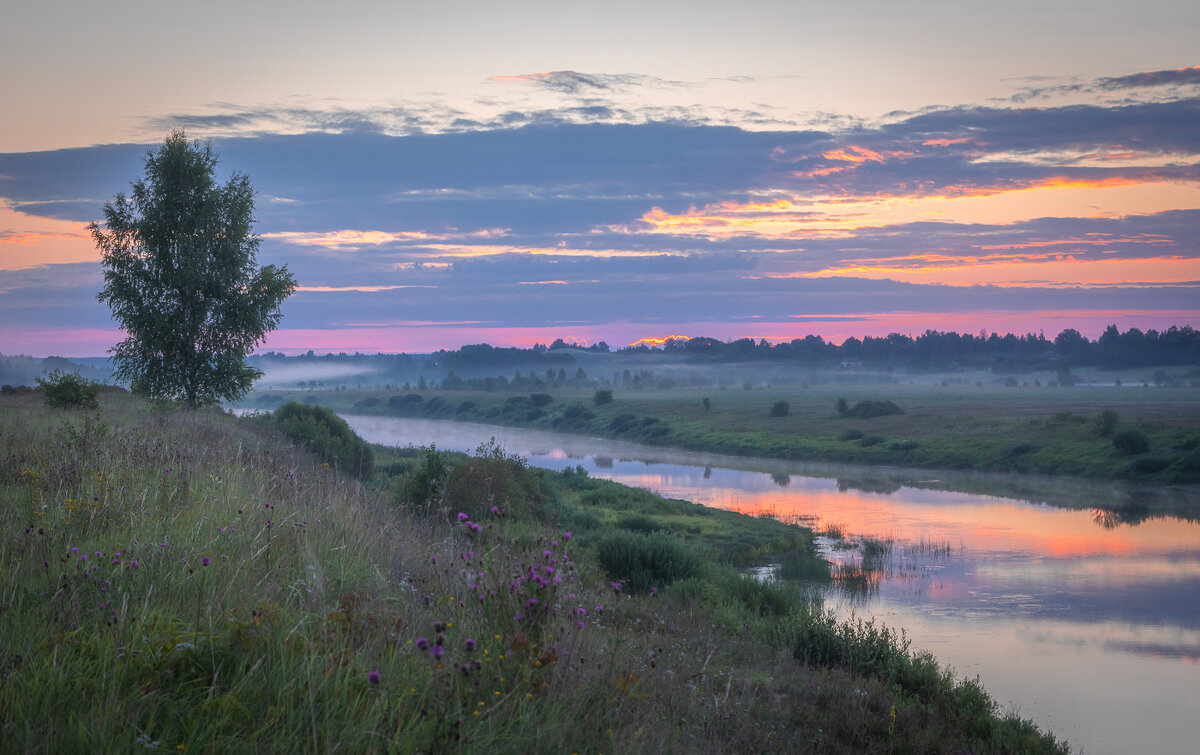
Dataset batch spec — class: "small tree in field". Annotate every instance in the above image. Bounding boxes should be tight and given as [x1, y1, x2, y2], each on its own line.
[92, 131, 296, 407]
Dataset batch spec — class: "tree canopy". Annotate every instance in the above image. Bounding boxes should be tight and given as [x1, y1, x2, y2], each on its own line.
[92, 131, 296, 407]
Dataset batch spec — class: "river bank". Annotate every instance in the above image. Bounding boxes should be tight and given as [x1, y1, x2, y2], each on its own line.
[0, 391, 1069, 752]
[244, 382, 1200, 486]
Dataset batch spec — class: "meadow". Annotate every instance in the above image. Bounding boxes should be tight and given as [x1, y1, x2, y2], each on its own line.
[272, 370, 1200, 486]
[0, 389, 1068, 753]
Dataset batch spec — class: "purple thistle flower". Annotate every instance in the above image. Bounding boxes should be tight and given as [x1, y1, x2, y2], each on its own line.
[430, 556, 438, 564]
[595, 605, 604, 613]
[200, 557, 211, 567]
[464, 638, 476, 652]
[457, 512, 468, 522]
[71, 547, 79, 553]
[562, 531, 571, 540]
[431, 645, 444, 659]
[416, 637, 429, 651]
[367, 670, 381, 685]
[131, 561, 139, 568]
[490, 505, 500, 514]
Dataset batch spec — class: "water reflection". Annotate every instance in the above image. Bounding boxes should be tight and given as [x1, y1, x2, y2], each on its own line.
[342, 414, 1200, 755]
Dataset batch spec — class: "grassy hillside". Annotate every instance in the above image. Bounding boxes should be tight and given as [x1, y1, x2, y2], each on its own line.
[1, 390, 1066, 753]
[276, 380, 1200, 485]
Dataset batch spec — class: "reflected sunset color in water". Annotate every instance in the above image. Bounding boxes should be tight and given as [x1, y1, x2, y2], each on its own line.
[343, 414, 1200, 754]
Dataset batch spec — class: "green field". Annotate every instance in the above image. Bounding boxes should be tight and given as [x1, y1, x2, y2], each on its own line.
[0, 389, 1067, 752]
[250, 371, 1200, 486]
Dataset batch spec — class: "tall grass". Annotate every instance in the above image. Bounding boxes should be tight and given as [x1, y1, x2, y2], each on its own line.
[0, 391, 1067, 753]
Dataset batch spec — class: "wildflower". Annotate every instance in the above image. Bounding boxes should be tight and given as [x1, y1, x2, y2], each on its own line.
[131, 561, 139, 568]
[431, 645, 444, 659]
[650, 587, 658, 597]
[595, 605, 603, 613]
[367, 671, 381, 685]
[430, 556, 438, 564]
[464, 638, 477, 652]
[490, 506, 500, 514]
[611, 581, 622, 593]
[562, 531, 571, 540]
[457, 512, 469, 522]
[416, 637, 430, 651]
[200, 557, 211, 567]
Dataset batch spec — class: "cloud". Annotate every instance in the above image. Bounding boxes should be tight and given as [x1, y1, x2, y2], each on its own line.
[487, 70, 691, 94]
[1009, 65, 1200, 103]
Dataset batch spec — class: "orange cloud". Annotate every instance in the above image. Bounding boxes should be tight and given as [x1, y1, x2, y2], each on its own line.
[784, 254, 1200, 288]
[922, 137, 976, 147]
[629, 334, 693, 347]
[624, 178, 1200, 240]
[0, 204, 95, 269]
[262, 228, 509, 249]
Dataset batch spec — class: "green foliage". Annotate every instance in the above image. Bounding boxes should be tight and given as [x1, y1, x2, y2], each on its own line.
[593, 388, 614, 405]
[441, 438, 546, 521]
[1112, 428, 1150, 455]
[769, 399, 790, 417]
[91, 130, 296, 407]
[839, 428, 866, 441]
[529, 392, 554, 406]
[398, 445, 448, 507]
[594, 530, 707, 594]
[35, 369, 99, 409]
[840, 399, 904, 418]
[836, 397, 850, 415]
[267, 402, 374, 478]
[1094, 409, 1119, 437]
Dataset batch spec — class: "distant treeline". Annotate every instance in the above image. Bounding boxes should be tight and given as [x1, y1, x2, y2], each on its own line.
[249, 325, 1199, 380]
[7, 325, 1193, 390]
[642, 325, 1200, 371]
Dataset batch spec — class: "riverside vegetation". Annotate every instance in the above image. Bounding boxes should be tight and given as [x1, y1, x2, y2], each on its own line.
[0, 387, 1068, 753]
[278, 379, 1200, 486]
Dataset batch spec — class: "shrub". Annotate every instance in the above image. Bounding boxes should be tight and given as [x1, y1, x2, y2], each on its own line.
[842, 399, 903, 418]
[608, 413, 638, 433]
[836, 397, 849, 415]
[594, 530, 707, 594]
[770, 400, 790, 417]
[353, 396, 381, 409]
[1112, 429, 1150, 456]
[529, 392, 553, 407]
[1127, 456, 1169, 475]
[890, 440, 918, 451]
[36, 369, 99, 409]
[839, 429, 866, 441]
[593, 388, 614, 405]
[268, 402, 374, 478]
[1093, 410, 1119, 437]
[391, 391, 424, 408]
[562, 404, 595, 422]
[441, 438, 546, 521]
[859, 435, 885, 447]
[455, 400, 478, 414]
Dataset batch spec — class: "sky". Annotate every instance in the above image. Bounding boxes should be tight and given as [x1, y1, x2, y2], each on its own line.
[1, 1, 1198, 356]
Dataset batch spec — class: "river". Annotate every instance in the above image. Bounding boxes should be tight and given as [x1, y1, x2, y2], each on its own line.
[343, 414, 1200, 755]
